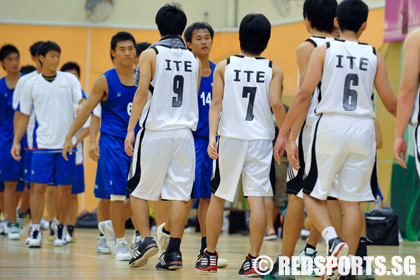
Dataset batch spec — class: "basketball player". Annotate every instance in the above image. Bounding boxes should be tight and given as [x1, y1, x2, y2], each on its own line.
[60, 62, 89, 242]
[270, 1, 338, 278]
[134, 42, 151, 68]
[394, 29, 420, 174]
[12, 41, 83, 248]
[124, 4, 201, 270]
[154, 21, 229, 269]
[13, 42, 45, 237]
[275, 1, 397, 279]
[196, 13, 286, 277]
[62, 32, 138, 261]
[0, 44, 23, 240]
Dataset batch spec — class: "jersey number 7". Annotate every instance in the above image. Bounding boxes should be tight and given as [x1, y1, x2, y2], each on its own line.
[242, 86, 257, 121]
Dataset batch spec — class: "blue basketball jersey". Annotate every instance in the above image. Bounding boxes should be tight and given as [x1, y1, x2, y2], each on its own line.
[0, 74, 26, 150]
[100, 68, 139, 139]
[193, 61, 215, 139]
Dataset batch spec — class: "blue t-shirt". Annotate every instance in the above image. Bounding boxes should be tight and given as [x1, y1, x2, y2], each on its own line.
[0, 74, 26, 150]
[100, 68, 139, 139]
[193, 61, 215, 139]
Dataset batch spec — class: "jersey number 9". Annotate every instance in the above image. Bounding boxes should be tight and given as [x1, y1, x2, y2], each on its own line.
[172, 75, 184, 107]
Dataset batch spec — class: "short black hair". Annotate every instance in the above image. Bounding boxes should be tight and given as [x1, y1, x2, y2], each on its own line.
[155, 4, 187, 36]
[239, 14, 271, 55]
[135, 42, 151, 56]
[61, 62, 81, 77]
[0, 44, 19, 61]
[184, 22, 214, 43]
[337, 0, 369, 33]
[30, 41, 44, 57]
[20, 65, 36, 74]
[110, 31, 136, 51]
[303, 0, 337, 33]
[37, 41, 61, 57]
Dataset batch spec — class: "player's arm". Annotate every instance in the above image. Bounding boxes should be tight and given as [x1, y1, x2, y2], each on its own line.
[208, 60, 226, 160]
[374, 53, 397, 117]
[270, 65, 286, 164]
[287, 42, 315, 168]
[274, 45, 326, 164]
[89, 114, 101, 161]
[62, 76, 107, 160]
[125, 48, 155, 156]
[76, 128, 89, 144]
[394, 30, 420, 167]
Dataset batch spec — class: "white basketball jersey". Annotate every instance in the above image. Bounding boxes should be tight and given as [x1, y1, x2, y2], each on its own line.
[315, 40, 377, 118]
[409, 82, 420, 125]
[218, 55, 274, 140]
[140, 46, 199, 131]
[300, 36, 334, 126]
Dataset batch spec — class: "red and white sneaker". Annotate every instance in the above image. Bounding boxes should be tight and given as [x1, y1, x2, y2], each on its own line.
[195, 250, 218, 273]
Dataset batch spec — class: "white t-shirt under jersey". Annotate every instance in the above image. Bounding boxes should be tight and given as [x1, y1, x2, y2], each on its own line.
[20, 71, 83, 149]
[218, 55, 274, 141]
[140, 46, 199, 131]
[315, 39, 377, 118]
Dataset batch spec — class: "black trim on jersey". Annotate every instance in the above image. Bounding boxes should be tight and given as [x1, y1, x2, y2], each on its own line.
[269, 60, 273, 68]
[317, 82, 322, 103]
[312, 36, 326, 39]
[227, 57, 230, 65]
[210, 139, 221, 194]
[126, 108, 150, 194]
[234, 54, 244, 58]
[334, 38, 345, 42]
[370, 157, 378, 198]
[149, 84, 154, 95]
[357, 42, 369, 45]
[286, 122, 306, 195]
[326, 42, 331, 49]
[372, 47, 377, 55]
[305, 38, 317, 48]
[303, 114, 322, 195]
[417, 91, 420, 122]
[151, 46, 159, 54]
[255, 57, 266, 60]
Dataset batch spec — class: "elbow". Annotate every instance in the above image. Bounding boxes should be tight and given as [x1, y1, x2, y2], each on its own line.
[270, 99, 283, 111]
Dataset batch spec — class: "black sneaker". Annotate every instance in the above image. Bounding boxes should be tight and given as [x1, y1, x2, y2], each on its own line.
[323, 237, 349, 280]
[155, 251, 183, 270]
[195, 250, 218, 273]
[129, 237, 158, 268]
[238, 255, 260, 277]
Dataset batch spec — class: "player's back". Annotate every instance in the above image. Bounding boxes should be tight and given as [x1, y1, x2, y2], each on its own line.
[316, 39, 377, 118]
[100, 68, 137, 139]
[141, 46, 199, 131]
[218, 55, 274, 141]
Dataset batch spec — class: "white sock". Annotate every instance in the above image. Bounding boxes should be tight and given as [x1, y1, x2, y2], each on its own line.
[306, 247, 315, 255]
[116, 237, 125, 244]
[322, 226, 338, 241]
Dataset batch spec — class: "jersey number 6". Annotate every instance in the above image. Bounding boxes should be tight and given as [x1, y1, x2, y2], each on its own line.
[343, 73, 358, 111]
[172, 75, 184, 107]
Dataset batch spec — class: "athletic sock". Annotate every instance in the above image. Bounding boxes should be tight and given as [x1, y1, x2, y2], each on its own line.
[322, 226, 338, 242]
[135, 230, 140, 237]
[166, 237, 181, 254]
[99, 233, 104, 237]
[248, 253, 257, 259]
[162, 227, 170, 235]
[116, 237, 125, 244]
[206, 250, 217, 256]
[305, 243, 316, 255]
[356, 236, 368, 267]
[200, 237, 207, 254]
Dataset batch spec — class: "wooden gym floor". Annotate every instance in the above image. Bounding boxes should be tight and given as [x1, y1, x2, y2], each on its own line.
[0, 228, 419, 279]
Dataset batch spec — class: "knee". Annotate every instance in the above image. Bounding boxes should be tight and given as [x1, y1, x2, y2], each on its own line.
[60, 185, 72, 196]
